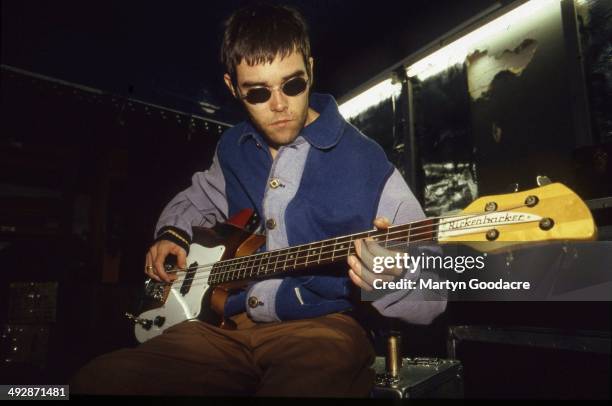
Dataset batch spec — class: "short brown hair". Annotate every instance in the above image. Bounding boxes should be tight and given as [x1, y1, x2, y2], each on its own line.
[221, 3, 311, 81]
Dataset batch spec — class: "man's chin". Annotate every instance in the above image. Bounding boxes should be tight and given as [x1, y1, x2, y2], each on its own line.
[265, 127, 300, 147]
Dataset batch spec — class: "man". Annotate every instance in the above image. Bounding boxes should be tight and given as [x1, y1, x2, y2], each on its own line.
[71, 3, 445, 397]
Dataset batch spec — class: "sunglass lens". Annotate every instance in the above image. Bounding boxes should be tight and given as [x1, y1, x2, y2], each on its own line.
[242, 77, 308, 104]
[282, 77, 308, 96]
[245, 88, 272, 104]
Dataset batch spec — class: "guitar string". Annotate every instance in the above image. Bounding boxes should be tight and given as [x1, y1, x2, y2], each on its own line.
[144, 237, 424, 296]
[154, 203, 530, 281]
[160, 218, 541, 289]
[152, 222, 466, 286]
[154, 212, 537, 289]
[155, 217, 435, 276]
[152, 205, 538, 282]
[170, 219, 540, 287]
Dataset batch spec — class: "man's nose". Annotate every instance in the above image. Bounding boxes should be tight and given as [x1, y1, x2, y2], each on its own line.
[269, 88, 288, 112]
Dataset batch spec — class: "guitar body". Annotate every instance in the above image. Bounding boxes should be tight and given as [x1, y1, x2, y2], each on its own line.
[133, 210, 264, 343]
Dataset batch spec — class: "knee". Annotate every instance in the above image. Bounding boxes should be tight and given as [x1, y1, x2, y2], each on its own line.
[325, 341, 375, 374]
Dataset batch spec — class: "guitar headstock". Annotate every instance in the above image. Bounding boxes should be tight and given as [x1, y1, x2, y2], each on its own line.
[437, 183, 597, 252]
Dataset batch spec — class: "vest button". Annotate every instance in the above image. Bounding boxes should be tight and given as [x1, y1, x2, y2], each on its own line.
[269, 178, 281, 189]
[265, 219, 276, 230]
[248, 296, 262, 308]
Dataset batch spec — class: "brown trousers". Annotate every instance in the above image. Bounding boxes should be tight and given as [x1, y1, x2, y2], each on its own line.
[70, 312, 375, 397]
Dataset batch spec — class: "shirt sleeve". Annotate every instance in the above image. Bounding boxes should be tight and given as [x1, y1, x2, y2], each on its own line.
[372, 167, 447, 324]
[154, 149, 229, 243]
[375, 168, 425, 224]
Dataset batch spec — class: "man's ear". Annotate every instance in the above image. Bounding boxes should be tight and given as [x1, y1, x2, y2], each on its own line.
[308, 57, 315, 88]
[223, 73, 237, 98]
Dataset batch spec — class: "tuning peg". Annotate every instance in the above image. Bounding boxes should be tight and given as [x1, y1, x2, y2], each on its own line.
[125, 312, 153, 330]
[537, 176, 552, 186]
[506, 183, 520, 193]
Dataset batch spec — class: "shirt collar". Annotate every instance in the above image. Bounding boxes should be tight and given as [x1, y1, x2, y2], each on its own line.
[238, 93, 345, 150]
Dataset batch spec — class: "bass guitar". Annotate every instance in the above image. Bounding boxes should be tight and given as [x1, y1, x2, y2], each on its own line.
[126, 183, 596, 343]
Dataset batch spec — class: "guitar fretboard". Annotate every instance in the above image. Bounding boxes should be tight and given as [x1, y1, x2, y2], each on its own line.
[207, 219, 437, 286]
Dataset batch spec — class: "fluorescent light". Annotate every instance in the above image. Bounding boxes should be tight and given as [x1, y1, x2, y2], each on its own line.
[339, 0, 561, 120]
[338, 79, 402, 120]
[406, 0, 561, 80]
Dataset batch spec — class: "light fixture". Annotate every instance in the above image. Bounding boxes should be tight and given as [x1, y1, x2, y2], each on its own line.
[407, 0, 561, 80]
[338, 78, 402, 120]
[338, 0, 562, 119]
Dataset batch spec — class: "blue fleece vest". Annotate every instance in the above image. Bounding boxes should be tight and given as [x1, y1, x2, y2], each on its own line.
[217, 93, 393, 320]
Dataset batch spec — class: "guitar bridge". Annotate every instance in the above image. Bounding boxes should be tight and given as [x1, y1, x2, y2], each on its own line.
[144, 279, 170, 302]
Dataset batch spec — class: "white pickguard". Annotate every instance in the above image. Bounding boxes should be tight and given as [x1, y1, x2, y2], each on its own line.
[134, 243, 225, 343]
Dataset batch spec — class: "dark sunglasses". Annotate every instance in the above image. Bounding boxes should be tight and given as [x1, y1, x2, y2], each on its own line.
[238, 76, 309, 105]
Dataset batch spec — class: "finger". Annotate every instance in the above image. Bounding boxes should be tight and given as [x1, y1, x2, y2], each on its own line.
[145, 251, 161, 282]
[174, 246, 187, 270]
[149, 243, 158, 260]
[373, 216, 392, 230]
[145, 252, 152, 273]
[168, 245, 187, 281]
[153, 246, 172, 283]
[354, 239, 376, 273]
[348, 255, 394, 287]
[363, 240, 404, 277]
[348, 268, 372, 292]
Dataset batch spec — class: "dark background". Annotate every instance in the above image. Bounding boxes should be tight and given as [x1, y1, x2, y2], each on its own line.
[1, 0, 502, 122]
[1, 0, 610, 399]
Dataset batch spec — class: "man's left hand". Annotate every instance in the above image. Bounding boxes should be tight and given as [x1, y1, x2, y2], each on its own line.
[347, 217, 404, 291]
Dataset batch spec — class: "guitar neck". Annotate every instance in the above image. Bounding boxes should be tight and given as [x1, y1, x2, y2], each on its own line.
[208, 218, 438, 286]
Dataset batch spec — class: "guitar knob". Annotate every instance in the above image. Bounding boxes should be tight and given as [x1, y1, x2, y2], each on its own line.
[153, 316, 166, 327]
[125, 313, 153, 330]
[506, 183, 520, 193]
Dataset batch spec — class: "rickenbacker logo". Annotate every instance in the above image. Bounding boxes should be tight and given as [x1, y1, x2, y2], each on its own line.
[438, 212, 542, 238]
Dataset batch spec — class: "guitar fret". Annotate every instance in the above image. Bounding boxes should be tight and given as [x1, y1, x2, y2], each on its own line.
[272, 251, 281, 274]
[293, 247, 299, 269]
[407, 223, 412, 246]
[231, 259, 240, 281]
[282, 251, 289, 271]
[284, 248, 297, 271]
[293, 247, 305, 269]
[257, 254, 265, 274]
[330, 238, 337, 262]
[241, 258, 248, 279]
[255, 253, 263, 275]
[265, 252, 272, 274]
[210, 265, 219, 285]
[385, 226, 390, 250]
[254, 254, 263, 275]
[251, 256, 257, 278]
[305, 242, 316, 265]
[319, 247, 333, 263]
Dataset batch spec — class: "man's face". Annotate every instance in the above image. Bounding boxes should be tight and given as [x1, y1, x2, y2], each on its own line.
[225, 51, 313, 149]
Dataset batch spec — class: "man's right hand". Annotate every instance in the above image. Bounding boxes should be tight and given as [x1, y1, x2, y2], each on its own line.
[145, 240, 187, 283]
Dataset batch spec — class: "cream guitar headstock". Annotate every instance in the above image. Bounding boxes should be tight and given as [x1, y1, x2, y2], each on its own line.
[437, 183, 597, 252]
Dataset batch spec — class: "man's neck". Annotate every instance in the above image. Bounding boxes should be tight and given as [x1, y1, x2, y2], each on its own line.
[269, 107, 320, 159]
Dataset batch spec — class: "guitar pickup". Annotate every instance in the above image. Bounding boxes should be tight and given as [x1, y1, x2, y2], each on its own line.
[180, 262, 198, 296]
